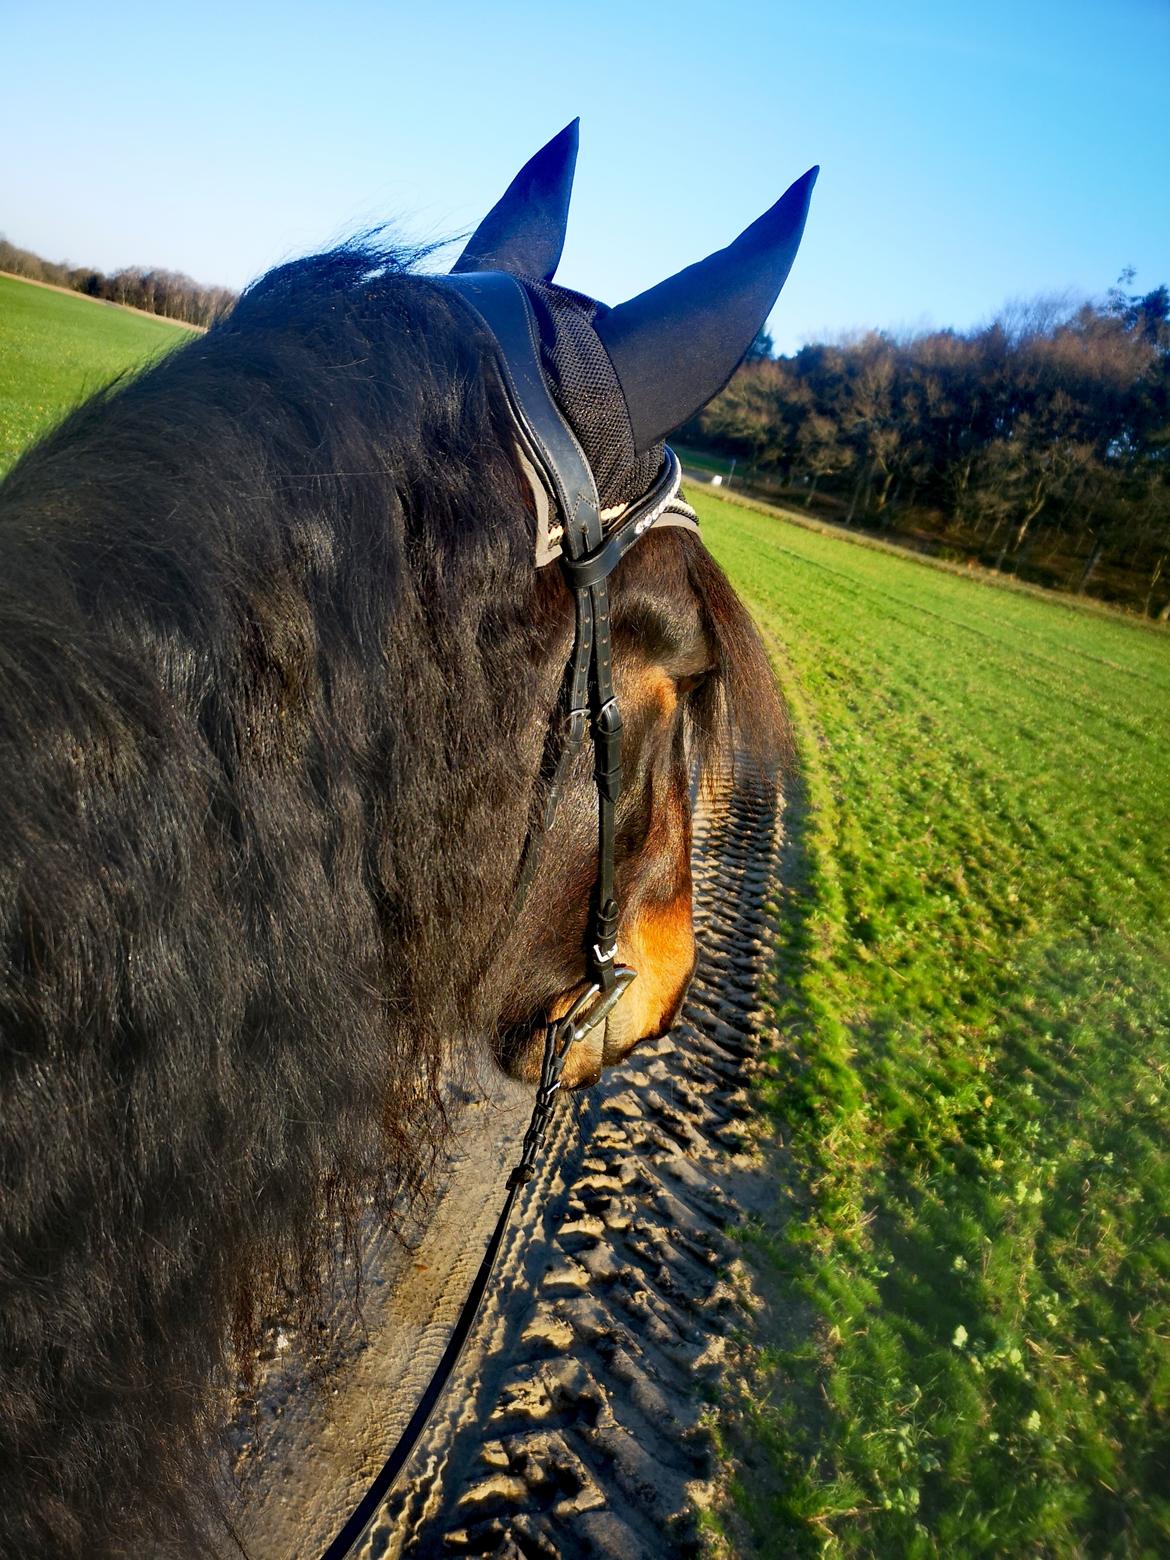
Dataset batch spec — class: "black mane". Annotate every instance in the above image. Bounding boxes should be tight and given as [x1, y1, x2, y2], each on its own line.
[0, 244, 570, 1554]
[0, 242, 781, 1555]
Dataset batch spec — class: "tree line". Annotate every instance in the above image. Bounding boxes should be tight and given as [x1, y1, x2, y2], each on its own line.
[684, 277, 1170, 616]
[0, 236, 236, 330]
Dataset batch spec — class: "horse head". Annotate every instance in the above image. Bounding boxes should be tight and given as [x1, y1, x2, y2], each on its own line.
[442, 122, 814, 1088]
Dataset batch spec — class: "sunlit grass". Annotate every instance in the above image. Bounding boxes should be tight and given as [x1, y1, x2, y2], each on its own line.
[698, 488, 1170, 1555]
[0, 274, 192, 473]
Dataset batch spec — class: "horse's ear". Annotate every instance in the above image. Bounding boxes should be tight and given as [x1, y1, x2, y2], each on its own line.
[452, 120, 579, 280]
[594, 167, 818, 454]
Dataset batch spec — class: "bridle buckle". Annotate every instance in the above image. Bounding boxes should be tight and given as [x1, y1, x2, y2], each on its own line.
[555, 964, 637, 1052]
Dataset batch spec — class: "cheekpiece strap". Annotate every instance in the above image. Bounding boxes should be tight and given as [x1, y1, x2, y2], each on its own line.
[435, 269, 697, 1015]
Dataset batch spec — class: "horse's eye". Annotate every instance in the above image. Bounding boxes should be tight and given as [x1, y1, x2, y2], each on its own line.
[675, 670, 712, 697]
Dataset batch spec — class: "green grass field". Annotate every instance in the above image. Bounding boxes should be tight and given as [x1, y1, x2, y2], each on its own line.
[696, 490, 1170, 1555]
[0, 274, 192, 473]
[2, 273, 1167, 1555]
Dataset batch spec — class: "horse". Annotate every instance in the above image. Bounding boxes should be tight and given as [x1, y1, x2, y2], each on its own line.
[0, 121, 814, 1555]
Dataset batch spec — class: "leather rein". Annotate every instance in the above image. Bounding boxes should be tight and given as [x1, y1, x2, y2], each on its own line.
[320, 271, 697, 1559]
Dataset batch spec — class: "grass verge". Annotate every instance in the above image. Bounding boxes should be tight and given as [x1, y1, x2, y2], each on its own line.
[698, 487, 1170, 1555]
[0, 273, 192, 473]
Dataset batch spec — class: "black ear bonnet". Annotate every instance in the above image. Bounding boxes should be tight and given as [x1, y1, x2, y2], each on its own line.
[453, 120, 817, 513]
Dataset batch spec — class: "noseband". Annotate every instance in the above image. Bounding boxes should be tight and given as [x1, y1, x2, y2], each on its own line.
[323, 272, 698, 1559]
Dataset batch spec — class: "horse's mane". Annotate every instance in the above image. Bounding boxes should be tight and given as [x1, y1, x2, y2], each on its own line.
[0, 241, 782, 1555]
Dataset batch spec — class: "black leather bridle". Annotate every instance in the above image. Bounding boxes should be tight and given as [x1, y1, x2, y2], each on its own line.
[321, 271, 698, 1560]
[445, 271, 697, 1075]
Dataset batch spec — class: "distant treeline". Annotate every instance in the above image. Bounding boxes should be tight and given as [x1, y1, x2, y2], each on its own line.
[0, 236, 237, 329]
[684, 278, 1170, 616]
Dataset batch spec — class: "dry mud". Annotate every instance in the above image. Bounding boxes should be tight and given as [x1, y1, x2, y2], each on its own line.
[230, 776, 782, 1559]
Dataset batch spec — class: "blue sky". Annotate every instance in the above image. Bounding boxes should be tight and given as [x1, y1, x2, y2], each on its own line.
[4, 0, 1168, 353]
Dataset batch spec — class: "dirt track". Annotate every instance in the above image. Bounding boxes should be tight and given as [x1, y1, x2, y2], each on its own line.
[229, 775, 783, 1558]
